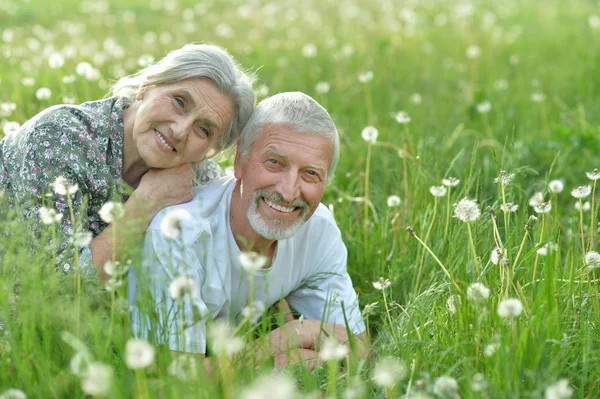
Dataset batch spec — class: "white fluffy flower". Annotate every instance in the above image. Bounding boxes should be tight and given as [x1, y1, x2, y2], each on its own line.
[394, 111, 411, 124]
[168, 275, 196, 299]
[98, 202, 125, 224]
[241, 301, 266, 324]
[585, 168, 600, 181]
[433, 376, 459, 397]
[361, 126, 378, 144]
[453, 198, 481, 223]
[125, 338, 155, 369]
[529, 191, 544, 207]
[372, 277, 391, 291]
[80, 362, 112, 397]
[371, 357, 407, 388]
[476, 101, 491, 114]
[239, 251, 269, 272]
[497, 298, 523, 318]
[208, 320, 245, 357]
[548, 180, 564, 194]
[574, 201, 591, 212]
[167, 355, 197, 382]
[490, 247, 508, 266]
[315, 81, 330, 94]
[38, 207, 63, 225]
[442, 177, 460, 187]
[2, 121, 20, 136]
[501, 202, 519, 213]
[531, 92, 546, 102]
[430, 186, 447, 197]
[466, 45, 481, 59]
[0, 389, 27, 399]
[571, 185, 592, 199]
[534, 201, 552, 214]
[493, 170, 515, 185]
[53, 176, 78, 196]
[544, 379, 574, 399]
[483, 344, 497, 357]
[160, 209, 192, 239]
[358, 71, 373, 83]
[387, 195, 401, 207]
[35, 87, 52, 100]
[319, 337, 349, 361]
[241, 373, 298, 399]
[467, 283, 490, 302]
[72, 230, 93, 247]
[585, 251, 600, 270]
[447, 295, 461, 314]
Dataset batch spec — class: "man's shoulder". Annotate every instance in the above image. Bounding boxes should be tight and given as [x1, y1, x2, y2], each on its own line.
[147, 176, 234, 241]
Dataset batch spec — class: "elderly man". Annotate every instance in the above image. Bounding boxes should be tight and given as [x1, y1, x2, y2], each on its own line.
[129, 92, 367, 367]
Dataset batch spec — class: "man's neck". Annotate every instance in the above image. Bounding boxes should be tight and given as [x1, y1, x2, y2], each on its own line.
[230, 181, 278, 258]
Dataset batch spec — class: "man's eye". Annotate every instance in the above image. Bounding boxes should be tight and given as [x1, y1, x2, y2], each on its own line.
[268, 159, 278, 164]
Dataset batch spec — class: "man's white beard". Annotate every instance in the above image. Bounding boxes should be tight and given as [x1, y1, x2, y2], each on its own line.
[247, 189, 309, 240]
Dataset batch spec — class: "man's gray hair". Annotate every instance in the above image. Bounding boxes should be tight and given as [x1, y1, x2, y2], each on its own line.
[238, 92, 339, 181]
[110, 43, 255, 155]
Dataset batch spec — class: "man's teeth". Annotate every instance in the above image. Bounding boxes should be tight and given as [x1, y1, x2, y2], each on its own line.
[264, 198, 295, 213]
[155, 130, 175, 151]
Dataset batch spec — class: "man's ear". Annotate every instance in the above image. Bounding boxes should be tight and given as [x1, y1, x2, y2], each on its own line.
[234, 150, 243, 180]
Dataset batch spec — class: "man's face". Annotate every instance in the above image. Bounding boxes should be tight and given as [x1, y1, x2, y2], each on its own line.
[234, 124, 333, 240]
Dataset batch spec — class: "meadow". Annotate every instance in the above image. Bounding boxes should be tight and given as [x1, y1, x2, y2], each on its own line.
[1, 0, 600, 397]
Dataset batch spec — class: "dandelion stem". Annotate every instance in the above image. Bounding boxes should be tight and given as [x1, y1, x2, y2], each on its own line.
[327, 359, 338, 398]
[66, 192, 81, 337]
[442, 187, 452, 246]
[500, 182, 509, 243]
[579, 199, 586, 258]
[466, 223, 480, 277]
[135, 369, 149, 399]
[532, 214, 545, 284]
[415, 197, 438, 293]
[382, 290, 398, 342]
[407, 227, 462, 294]
[541, 101, 549, 138]
[588, 180, 597, 251]
[513, 229, 530, 272]
[363, 143, 372, 247]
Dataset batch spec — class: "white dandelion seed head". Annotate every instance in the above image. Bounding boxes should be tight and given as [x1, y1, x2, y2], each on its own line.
[490, 247, 508, 266]
[241, 373, 298, 399]
[207, 320, 245, 357]
[574, 201, 591, 212]
[447, 295, 461, 315]
[80, 362, 112, 397]
[255, 85, 269, 98]
[394, 111, 411, 124]
[358, 71, 373, 83]
[433, 376, 459, 397]
[72, 230, 93, 247]
[302, 43, 317, 58]
[168, 275, 196, 299]
[549, 180, 564, 194]
[125, 338, 155, 369]
[241, 300, 266, 324]
[53, 176, 78, 196]
[442, 177, 460, 187]
[586, 168, 600, 181]
[466, 45, 481, 59]
[537, 245, 548, 256]
[467, 283, 490, 302]
[410, 93, 422, 104]
[167, 355, 198, 382]
[371, 357, 407, 388]
[531, 92, 546, 102]
[501, 202, 519, 213]
[372, 277, 391, 291]
[0, 389, 27, 399]
[483, 343, 497, 357]
[319, 337, 349, 362]
[98, 202, 124, 224]
[430, 185, 448, 197]
[315, 81, 330, 94]
[361, 126, 378, 144]
[35, 87, 52, 100]
[476, 101, 491, 114]
[453, 198, 481, 223]
[544, 378, 574, 399]
[38, 207, 63, 225]
[497, 298, 523, 318]
[239, 251, 269, 272]
[48, 52, 65, 69]
[160, 209, 192, 240]
[534, 201, 552, 214]
[387, 195, 401, 207]
[585, 251, 600, 270]
[3, 121, 21, 136]
[571, 185, 592, 199]
[103, 261, 114, 276]
[471, 373, 489, 392]
[494, 79, 509, 90]
[529, 191, 544, 207]
[589, 15, 600, 30]
[493, 170, 515, 185]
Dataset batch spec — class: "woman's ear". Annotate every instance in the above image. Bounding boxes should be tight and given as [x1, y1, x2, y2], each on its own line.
[135, 86, 146, 101]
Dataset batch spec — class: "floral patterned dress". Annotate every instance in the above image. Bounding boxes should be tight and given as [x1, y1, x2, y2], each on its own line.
[0, 97, 222, 276]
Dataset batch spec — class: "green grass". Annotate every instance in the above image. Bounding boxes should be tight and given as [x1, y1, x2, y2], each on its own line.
[2, 0, 600, 397]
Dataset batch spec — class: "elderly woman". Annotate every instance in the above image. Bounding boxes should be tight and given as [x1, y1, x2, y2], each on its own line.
[0, 43, 255, 280]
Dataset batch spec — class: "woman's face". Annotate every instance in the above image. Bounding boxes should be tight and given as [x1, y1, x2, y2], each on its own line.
[132, 77, 234, 169]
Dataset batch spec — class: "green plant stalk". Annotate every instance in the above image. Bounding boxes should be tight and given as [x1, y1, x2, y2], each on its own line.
[415, 196, 438, 293]
[443, 187, 452, 246]
[512, 228, 530, 273]
[382, 290, 398, 342]
[327, 359, 338, 398]
[501, 182, 509, 244]
[579, 199, 586, 258]
[135, 369, 149, 399]
[466, 223, 480, 277]
[408, 228, 462, 294]
[588, 180, 597, 251]
[363, 143, 372, 247]
[541, 101, 549, 138]
[532, 214, 546, 284]
[66, 192, 81, 336]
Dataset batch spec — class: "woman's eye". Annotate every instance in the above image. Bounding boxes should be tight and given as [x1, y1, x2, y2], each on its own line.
[197, 126, 210, 138]
[174, 96, 184, 107]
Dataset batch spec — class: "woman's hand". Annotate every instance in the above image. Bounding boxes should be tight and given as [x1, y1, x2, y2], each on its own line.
[132, 163, 194, 213]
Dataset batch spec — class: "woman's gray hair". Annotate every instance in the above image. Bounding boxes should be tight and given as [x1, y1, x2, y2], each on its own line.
[238, 92, 340, 182]
[110, 43, 255, 155]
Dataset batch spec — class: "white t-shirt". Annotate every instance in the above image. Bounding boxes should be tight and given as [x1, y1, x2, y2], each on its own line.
[128, 177, 365, 354]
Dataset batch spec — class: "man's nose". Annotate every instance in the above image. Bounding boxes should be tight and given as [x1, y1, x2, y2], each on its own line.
[276, 170, 300, 202]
